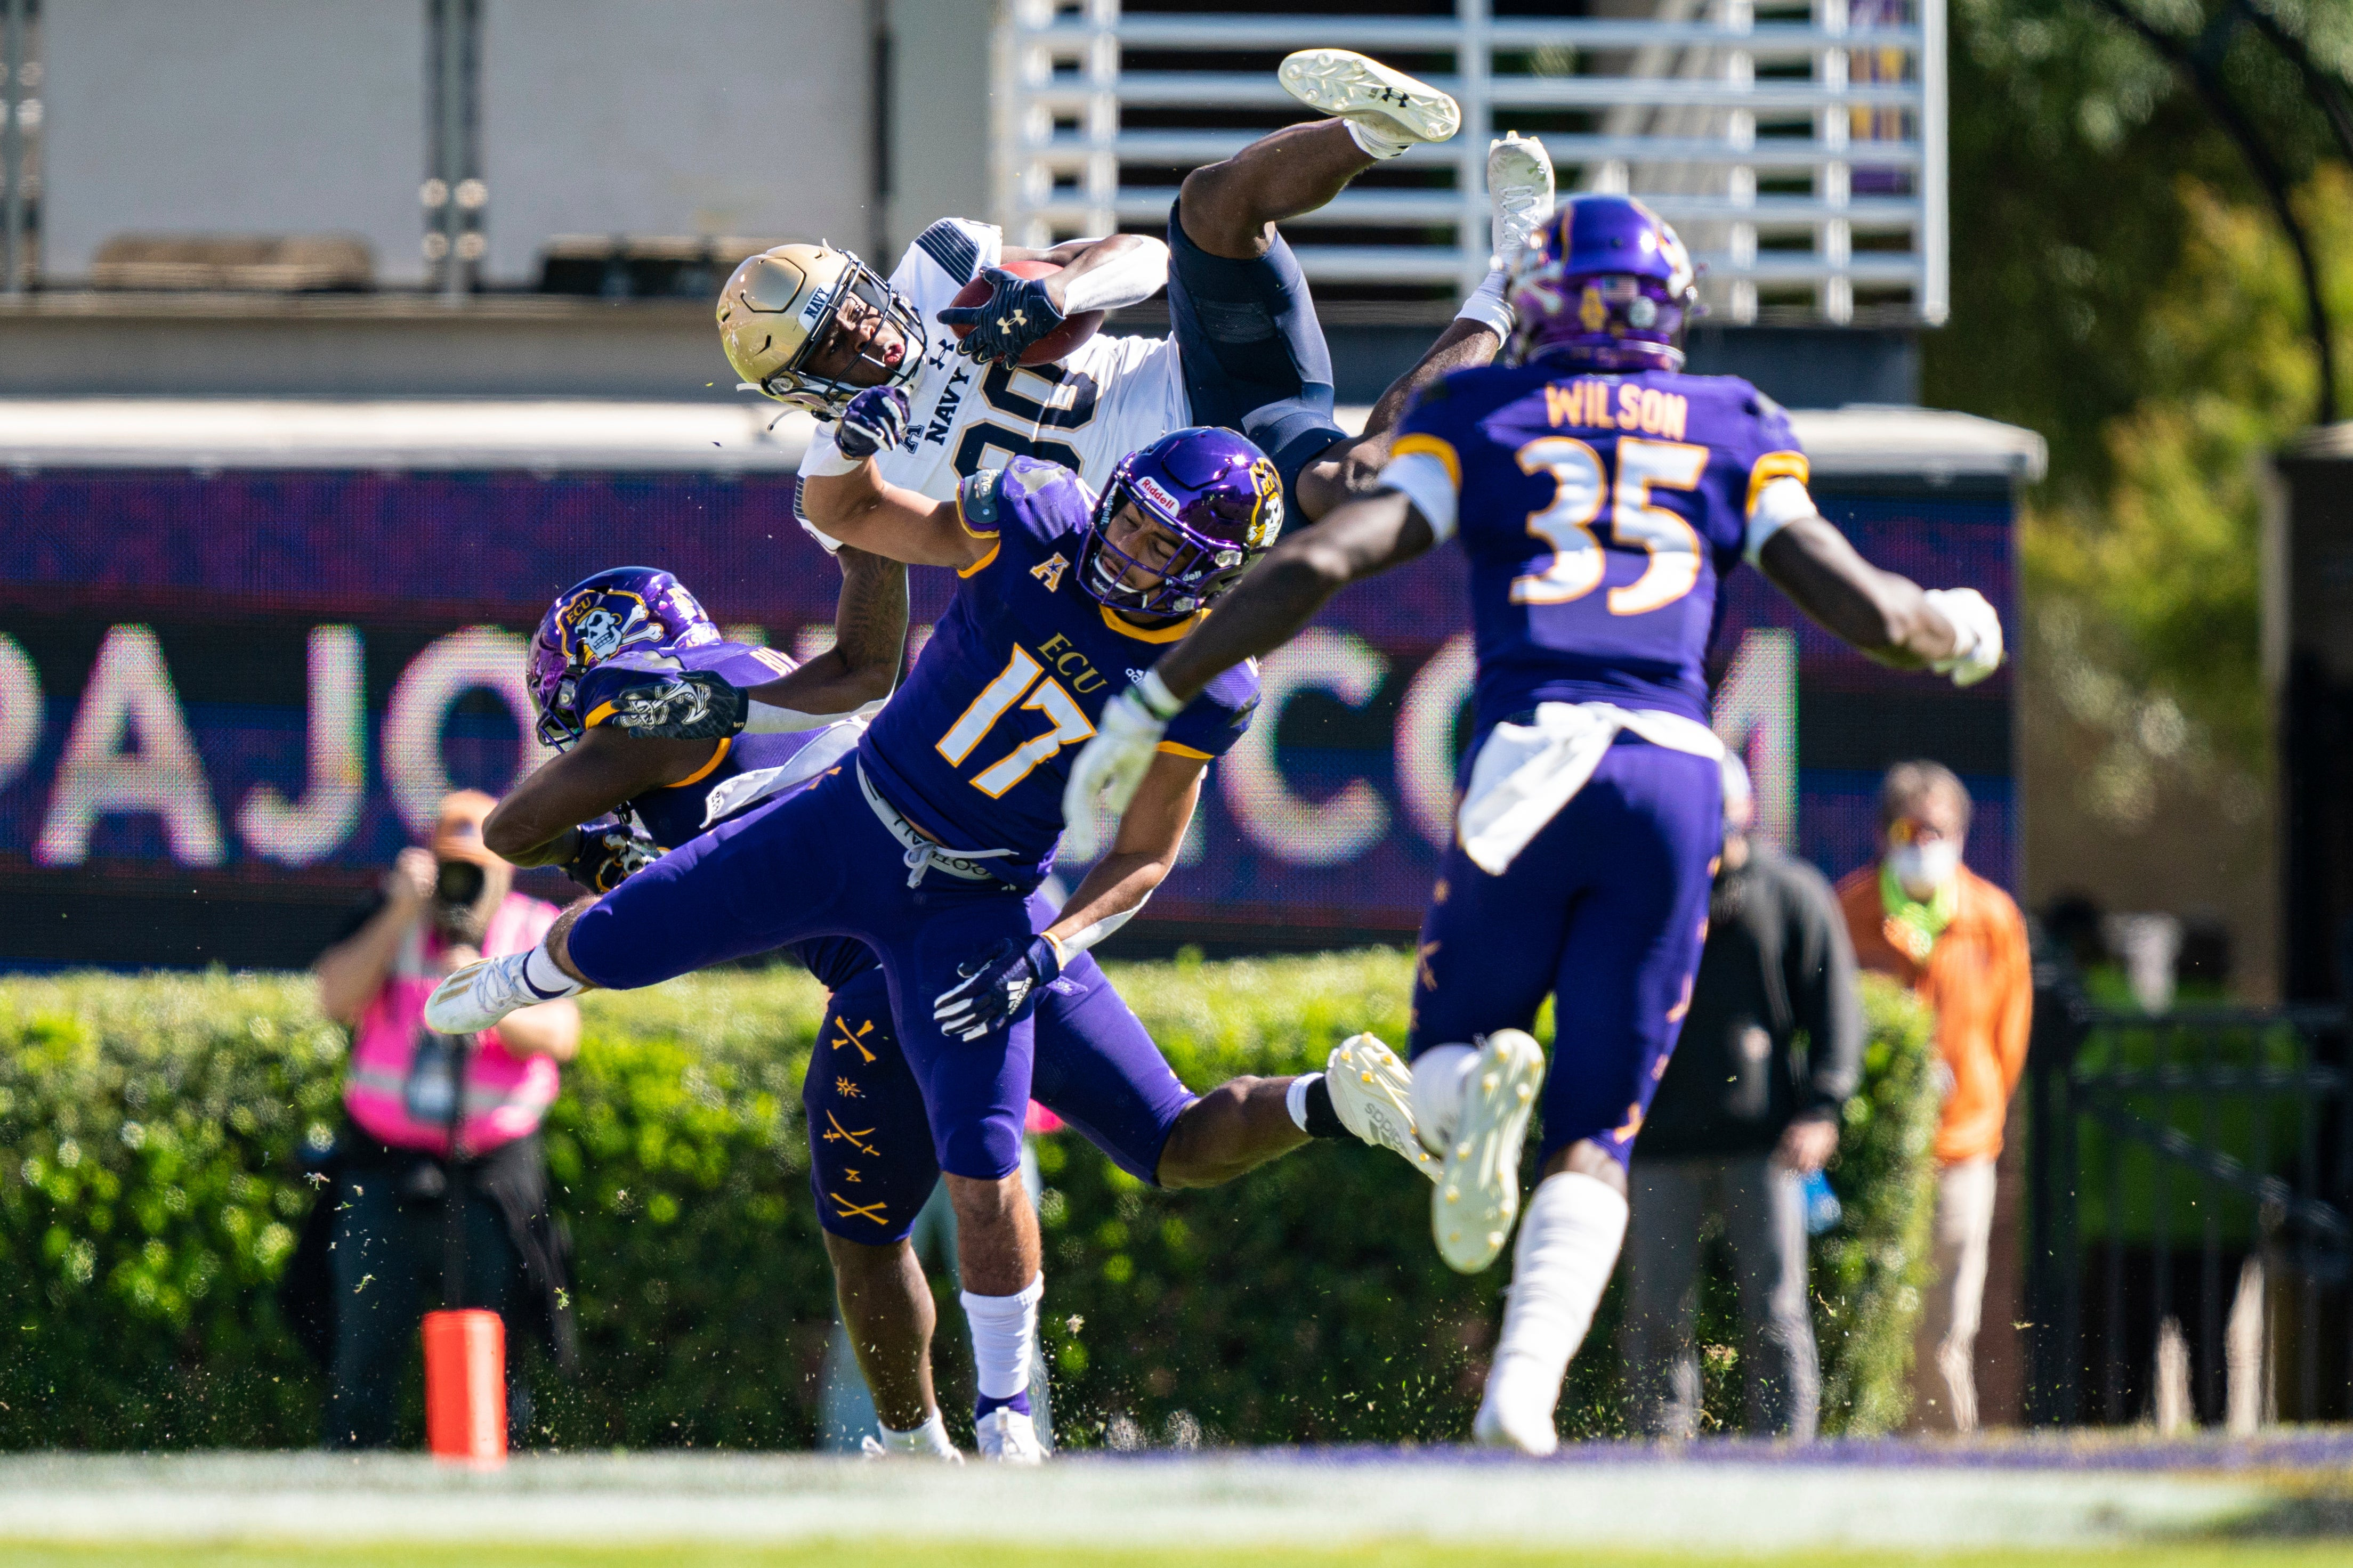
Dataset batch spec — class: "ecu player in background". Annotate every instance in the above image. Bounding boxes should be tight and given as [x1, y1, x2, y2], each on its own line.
[1062, 194, 2006, 1454]
[424, 426, 1433, 1463]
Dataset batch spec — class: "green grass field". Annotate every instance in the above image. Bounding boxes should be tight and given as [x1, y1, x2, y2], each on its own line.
[3, 1543, 2349, 1568]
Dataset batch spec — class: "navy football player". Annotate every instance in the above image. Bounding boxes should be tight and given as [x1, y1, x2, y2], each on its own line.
[716, 49, 1557, 530]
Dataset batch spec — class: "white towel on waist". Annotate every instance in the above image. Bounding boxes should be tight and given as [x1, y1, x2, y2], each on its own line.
[1458, 701, 1725, 875]
[698, 714, 869, 830]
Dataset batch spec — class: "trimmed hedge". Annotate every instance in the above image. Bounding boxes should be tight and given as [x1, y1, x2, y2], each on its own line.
[0, 956, 1937, 1448]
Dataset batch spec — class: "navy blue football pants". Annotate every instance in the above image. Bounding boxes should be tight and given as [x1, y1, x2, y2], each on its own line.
[1165, 198, 1351, 512]
[564, 765, 1195, 1221]
[1410, 736, 1724, 1168]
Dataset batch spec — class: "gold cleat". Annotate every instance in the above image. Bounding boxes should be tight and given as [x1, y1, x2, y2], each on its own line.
[1324, 1033, 1441, 1182]
[1432, 1029, 1545, 1273]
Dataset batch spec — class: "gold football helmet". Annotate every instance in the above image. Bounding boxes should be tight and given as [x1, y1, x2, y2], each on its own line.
[716, 242, 927, 417]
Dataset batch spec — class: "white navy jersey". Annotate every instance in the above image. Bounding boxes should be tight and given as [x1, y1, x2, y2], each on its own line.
[798, 217, 1189, 511]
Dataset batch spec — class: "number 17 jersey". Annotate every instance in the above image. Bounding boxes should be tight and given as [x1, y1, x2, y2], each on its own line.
[1388, 364, 1813, 730]
[855, 457, 1262, 889]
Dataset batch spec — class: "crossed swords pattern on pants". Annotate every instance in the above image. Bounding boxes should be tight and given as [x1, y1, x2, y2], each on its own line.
[824, 1013, 888, 1226]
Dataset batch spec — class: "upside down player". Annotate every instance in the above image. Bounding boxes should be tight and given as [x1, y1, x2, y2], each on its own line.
[1063, 196, 2008, 1453]
[716, 48, 1558, 531]
[425, 427, 1435, 1462]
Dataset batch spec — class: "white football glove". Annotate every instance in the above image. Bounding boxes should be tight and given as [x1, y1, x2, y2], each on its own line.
[1923, 588, 2004, 688]
[1060, 672, 1182, 860]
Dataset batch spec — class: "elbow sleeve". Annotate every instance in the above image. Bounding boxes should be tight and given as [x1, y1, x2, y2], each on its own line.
[1061, 238, 1170, 315]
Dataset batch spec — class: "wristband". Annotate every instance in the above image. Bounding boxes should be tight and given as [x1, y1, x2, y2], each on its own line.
[1134, 667, 1184, 722]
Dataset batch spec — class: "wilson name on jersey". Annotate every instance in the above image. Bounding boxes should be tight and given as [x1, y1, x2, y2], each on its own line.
[798, 218, 1188, 508]
[856, 458, 1260, 886]
[1391, 365, 1810, 729]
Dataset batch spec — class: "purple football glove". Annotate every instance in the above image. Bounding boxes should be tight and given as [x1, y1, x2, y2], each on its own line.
[836, 385, 911, 460]
[936, 266, 1065, 365]
[933, 935, 1062, 1043]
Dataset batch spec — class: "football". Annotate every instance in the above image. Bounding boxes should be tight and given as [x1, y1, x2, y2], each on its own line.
[947, 258, 1105, 366]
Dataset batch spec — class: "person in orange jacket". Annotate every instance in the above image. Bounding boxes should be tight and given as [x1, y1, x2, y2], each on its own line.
[1837, 761, 2031, 1434]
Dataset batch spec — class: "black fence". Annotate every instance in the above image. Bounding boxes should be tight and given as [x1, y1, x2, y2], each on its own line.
[2025, 969, 2353, 1426]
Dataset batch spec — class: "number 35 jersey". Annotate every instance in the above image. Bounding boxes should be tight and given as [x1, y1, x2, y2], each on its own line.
[1384, 364, 1816, 730]
[855, 457, 1262, 888]
[798, 217, 1190, 507]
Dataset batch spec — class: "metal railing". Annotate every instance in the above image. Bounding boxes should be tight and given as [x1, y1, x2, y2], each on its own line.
[2025, 974, 2353, 1427]
[991, 0, 1945, 325]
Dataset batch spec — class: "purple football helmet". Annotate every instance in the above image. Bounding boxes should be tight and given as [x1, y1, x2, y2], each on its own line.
[1078, 427, 1285, 617]
[1508, 195, 1700, 373]
[528, 566, 721, 749]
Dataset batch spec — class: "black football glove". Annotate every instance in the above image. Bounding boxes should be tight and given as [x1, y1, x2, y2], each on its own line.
[936, 266, 1065, 366]
[933, 935, 1062, 1043]
[563, 820, 659, 895]
[602, 670, 748, 742]
[836, 385, 912, 460]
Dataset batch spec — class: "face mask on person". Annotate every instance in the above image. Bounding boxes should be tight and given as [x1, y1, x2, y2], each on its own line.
[1887, 839, 1961, 901]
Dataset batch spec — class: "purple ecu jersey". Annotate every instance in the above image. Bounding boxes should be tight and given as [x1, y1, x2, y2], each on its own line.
[1378, 362, 1815, 1169]
[562, 463, 1256, 1195]
[573, 638, 873, 992]
[856, 456, 1262, 887]
[1387, 364, 1808, 730]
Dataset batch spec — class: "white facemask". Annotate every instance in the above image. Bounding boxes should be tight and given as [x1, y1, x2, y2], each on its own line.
[1888, 840, 1961, 900]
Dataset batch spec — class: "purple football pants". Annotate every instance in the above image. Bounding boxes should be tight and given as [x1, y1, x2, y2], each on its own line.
[1409, 737, 1723, 1168]
[806, 956, 1195, 1245]
[567, 763, 1193, 1192]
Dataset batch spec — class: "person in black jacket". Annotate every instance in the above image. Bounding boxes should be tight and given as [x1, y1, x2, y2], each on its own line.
[1619, 754, 1862, 1440]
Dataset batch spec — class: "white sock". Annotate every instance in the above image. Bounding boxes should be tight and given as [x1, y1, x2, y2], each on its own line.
[1483, 1172, 1631, 1424]
[960, 1274, 1044, 1401]
[1409, 1044, 1478, 1153]
[522, 944, 584, 1001]
[1285, 1073, 1322, 1133]
[878, 1410, 958, 1458]
[1345, 116, 1411, 161]
[1456, 268, 1513, 337]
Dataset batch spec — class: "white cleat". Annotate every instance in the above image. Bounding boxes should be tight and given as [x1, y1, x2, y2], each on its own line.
[1487, 130, 1557, 271]
[1279, 48, 1462, 148]
[1325, 1034, 1440, 1182]
[1432, 1029, 1545, 1274]
[1473, 1386, 1562, 1457]
[975, 1406, 1046, 1465]
[423, 952, 545, 1035]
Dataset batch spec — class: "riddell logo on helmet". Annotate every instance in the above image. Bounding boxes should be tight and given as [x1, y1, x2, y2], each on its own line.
[1135, 476, 1180, 515]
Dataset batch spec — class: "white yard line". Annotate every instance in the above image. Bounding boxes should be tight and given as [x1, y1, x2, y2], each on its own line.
[0, 1451, 2292, 1550]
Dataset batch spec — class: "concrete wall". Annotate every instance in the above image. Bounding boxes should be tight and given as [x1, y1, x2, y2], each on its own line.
[42, 2, 431, 285]
[40, 1, 878, 290]
[481, 0, 878, 285]
[882, 0, 994, 263]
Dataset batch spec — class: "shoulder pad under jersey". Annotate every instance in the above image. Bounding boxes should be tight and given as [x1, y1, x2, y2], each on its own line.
[959, 466, 1005, 530]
